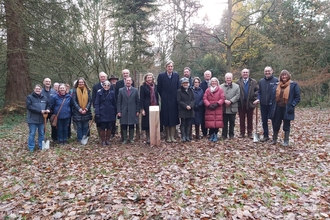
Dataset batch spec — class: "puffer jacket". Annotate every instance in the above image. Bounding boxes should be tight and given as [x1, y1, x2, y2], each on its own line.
[50, 93, 72, 119]
[203, 86, 225, 128]
[26, 92, 49, 124]
[71, 88, 93, 122]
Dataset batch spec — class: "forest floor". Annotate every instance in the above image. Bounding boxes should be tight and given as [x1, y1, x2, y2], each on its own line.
[0, 108, 329, 219]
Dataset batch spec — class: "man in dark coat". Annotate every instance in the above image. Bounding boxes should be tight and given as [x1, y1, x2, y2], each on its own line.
[177, 77, 195, 142]
[92, 72, 108, 142]
[109, 75, 119, 137]
[200, 70, 212, 138]
[117, 77, 140, 144]
[157, 60, 180, 143]
[237, 68, 259, 139]
[255, 66, 278, 142]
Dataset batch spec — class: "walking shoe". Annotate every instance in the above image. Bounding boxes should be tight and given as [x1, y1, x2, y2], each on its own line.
[260, 137, 269, 142]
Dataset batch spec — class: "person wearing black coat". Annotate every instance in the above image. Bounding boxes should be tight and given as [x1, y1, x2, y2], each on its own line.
[157, 60, 180, 143]
[177, 77, 195, 142]
[92, 72, 108, 143]
[94, 80, 117, 146]
[191, 77, 204, 139]
[140, 73, 159, 144]
[71, 78, 93, 142]
[26, 84, 50, 152]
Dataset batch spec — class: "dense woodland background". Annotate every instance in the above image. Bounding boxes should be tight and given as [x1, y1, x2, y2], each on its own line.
[1, 0, 330, 109]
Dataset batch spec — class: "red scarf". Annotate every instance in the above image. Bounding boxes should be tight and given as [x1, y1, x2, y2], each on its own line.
[146, 82, 157, 105]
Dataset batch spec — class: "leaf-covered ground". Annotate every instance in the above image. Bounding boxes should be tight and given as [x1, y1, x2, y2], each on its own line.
[0, 108, 329, 219]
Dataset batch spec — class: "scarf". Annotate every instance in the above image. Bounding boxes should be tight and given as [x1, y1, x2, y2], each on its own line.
[276, 80, 290, 105]
[146, 82, 157, 105]
[210, 86, 217, 93]
[76, 86, 88, 109]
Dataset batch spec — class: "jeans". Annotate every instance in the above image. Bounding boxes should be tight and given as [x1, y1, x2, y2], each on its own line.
[260, 104, 272, 137]
[28, 123, 44, 151]
[76, 120, 89, 141]
[57, 118, 70, 142]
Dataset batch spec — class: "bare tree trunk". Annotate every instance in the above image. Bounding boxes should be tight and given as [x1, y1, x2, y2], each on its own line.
[4, 0, 31, 107]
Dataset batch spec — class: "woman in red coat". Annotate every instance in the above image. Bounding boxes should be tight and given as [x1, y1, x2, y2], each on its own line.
[203, 77, 225, 142]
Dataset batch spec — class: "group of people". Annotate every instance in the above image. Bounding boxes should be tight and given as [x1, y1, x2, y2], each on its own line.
[26, 61, 300, 152]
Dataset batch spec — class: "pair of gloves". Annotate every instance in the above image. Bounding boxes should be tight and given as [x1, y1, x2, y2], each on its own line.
[208, 103, 219, 110]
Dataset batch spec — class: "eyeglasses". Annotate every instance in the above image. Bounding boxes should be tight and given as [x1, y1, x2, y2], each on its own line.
[103, 84, 110, 87]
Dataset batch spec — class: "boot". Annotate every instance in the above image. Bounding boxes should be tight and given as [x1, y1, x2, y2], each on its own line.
[146, 130, 150, 144]
[186, 124, 191, 142]
[97, 127, 102, 144]
[282, 131, 290, 147]
[100, 130, 106, 146]
[105, 129, 111, 145]
[195, 125, 200, 140]
[271, 131, 278, 145]
[129, 128, 135, 143]
[165, 126, 171, 143]
[170, 126, 177, 143]
[180, 124, 186, 142]
[122, 129, 127, 144]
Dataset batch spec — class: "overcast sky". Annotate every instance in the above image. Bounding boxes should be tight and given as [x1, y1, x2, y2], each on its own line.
[198, 0, 227, 25]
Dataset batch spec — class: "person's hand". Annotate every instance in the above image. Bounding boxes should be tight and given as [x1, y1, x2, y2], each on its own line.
[253, 99, 260, 105]
[136, 112, 140, 116]
[225, 100, 231, 106]
[209, 104, 215, 110]
[141, 109, 146, 116]
[186, 105, 191, 110]
[117, 113, 121, 117]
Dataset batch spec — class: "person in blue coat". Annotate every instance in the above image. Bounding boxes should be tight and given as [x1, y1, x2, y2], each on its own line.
[94, 80, 117, 146]
[50, 84, 72, 145]
[191, 77, 204, 139]
[255, 66, 278, 142]
[157, 60, 180, 143]
[268, 70, 300, 146]
[26, 84, 50, 152]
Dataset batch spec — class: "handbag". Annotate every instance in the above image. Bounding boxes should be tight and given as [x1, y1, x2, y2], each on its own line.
[50, 98, 66, 127]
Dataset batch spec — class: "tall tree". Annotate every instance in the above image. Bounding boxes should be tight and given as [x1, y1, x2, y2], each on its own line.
[4, 0, 31, 107]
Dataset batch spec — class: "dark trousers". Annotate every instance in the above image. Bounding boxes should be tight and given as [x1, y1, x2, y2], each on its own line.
[180, 118, 191, 138]
[238, 106, 254, 135]
[209, 128, 219, 136]
[111, 121, 116, 134]
[273, 106, 291, 132]
[260, 104, 272, 137]
[51, 126, 57, 141]
[222, 113, 236, 138]
[201, 107, 209, 136]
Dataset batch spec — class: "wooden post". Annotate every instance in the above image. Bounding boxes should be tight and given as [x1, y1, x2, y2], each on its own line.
[149, 106, 160, 147]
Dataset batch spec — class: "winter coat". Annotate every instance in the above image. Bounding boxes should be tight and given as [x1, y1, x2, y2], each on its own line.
[92, 82, 103, 108]
[117, 86, 140, 125]
[268, 81, 301, 120]
[220, 83, 240, 114]
[191, 87, 204, 125]
[177, 86, 195, 119]
[258, 75, 278, 106]
[50, 93, 72, 119]
[26, 92, 49, 124]
[41, 87, 56, 101]
[140, 83, 159, 130]
[94, 88, 117, 123]
[203, 86, 225, 128]
[71, 88, 93, 122]
[115, 79, 135, 99]
[157, 71, 180, 126]
[237, 77, 259, 109]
